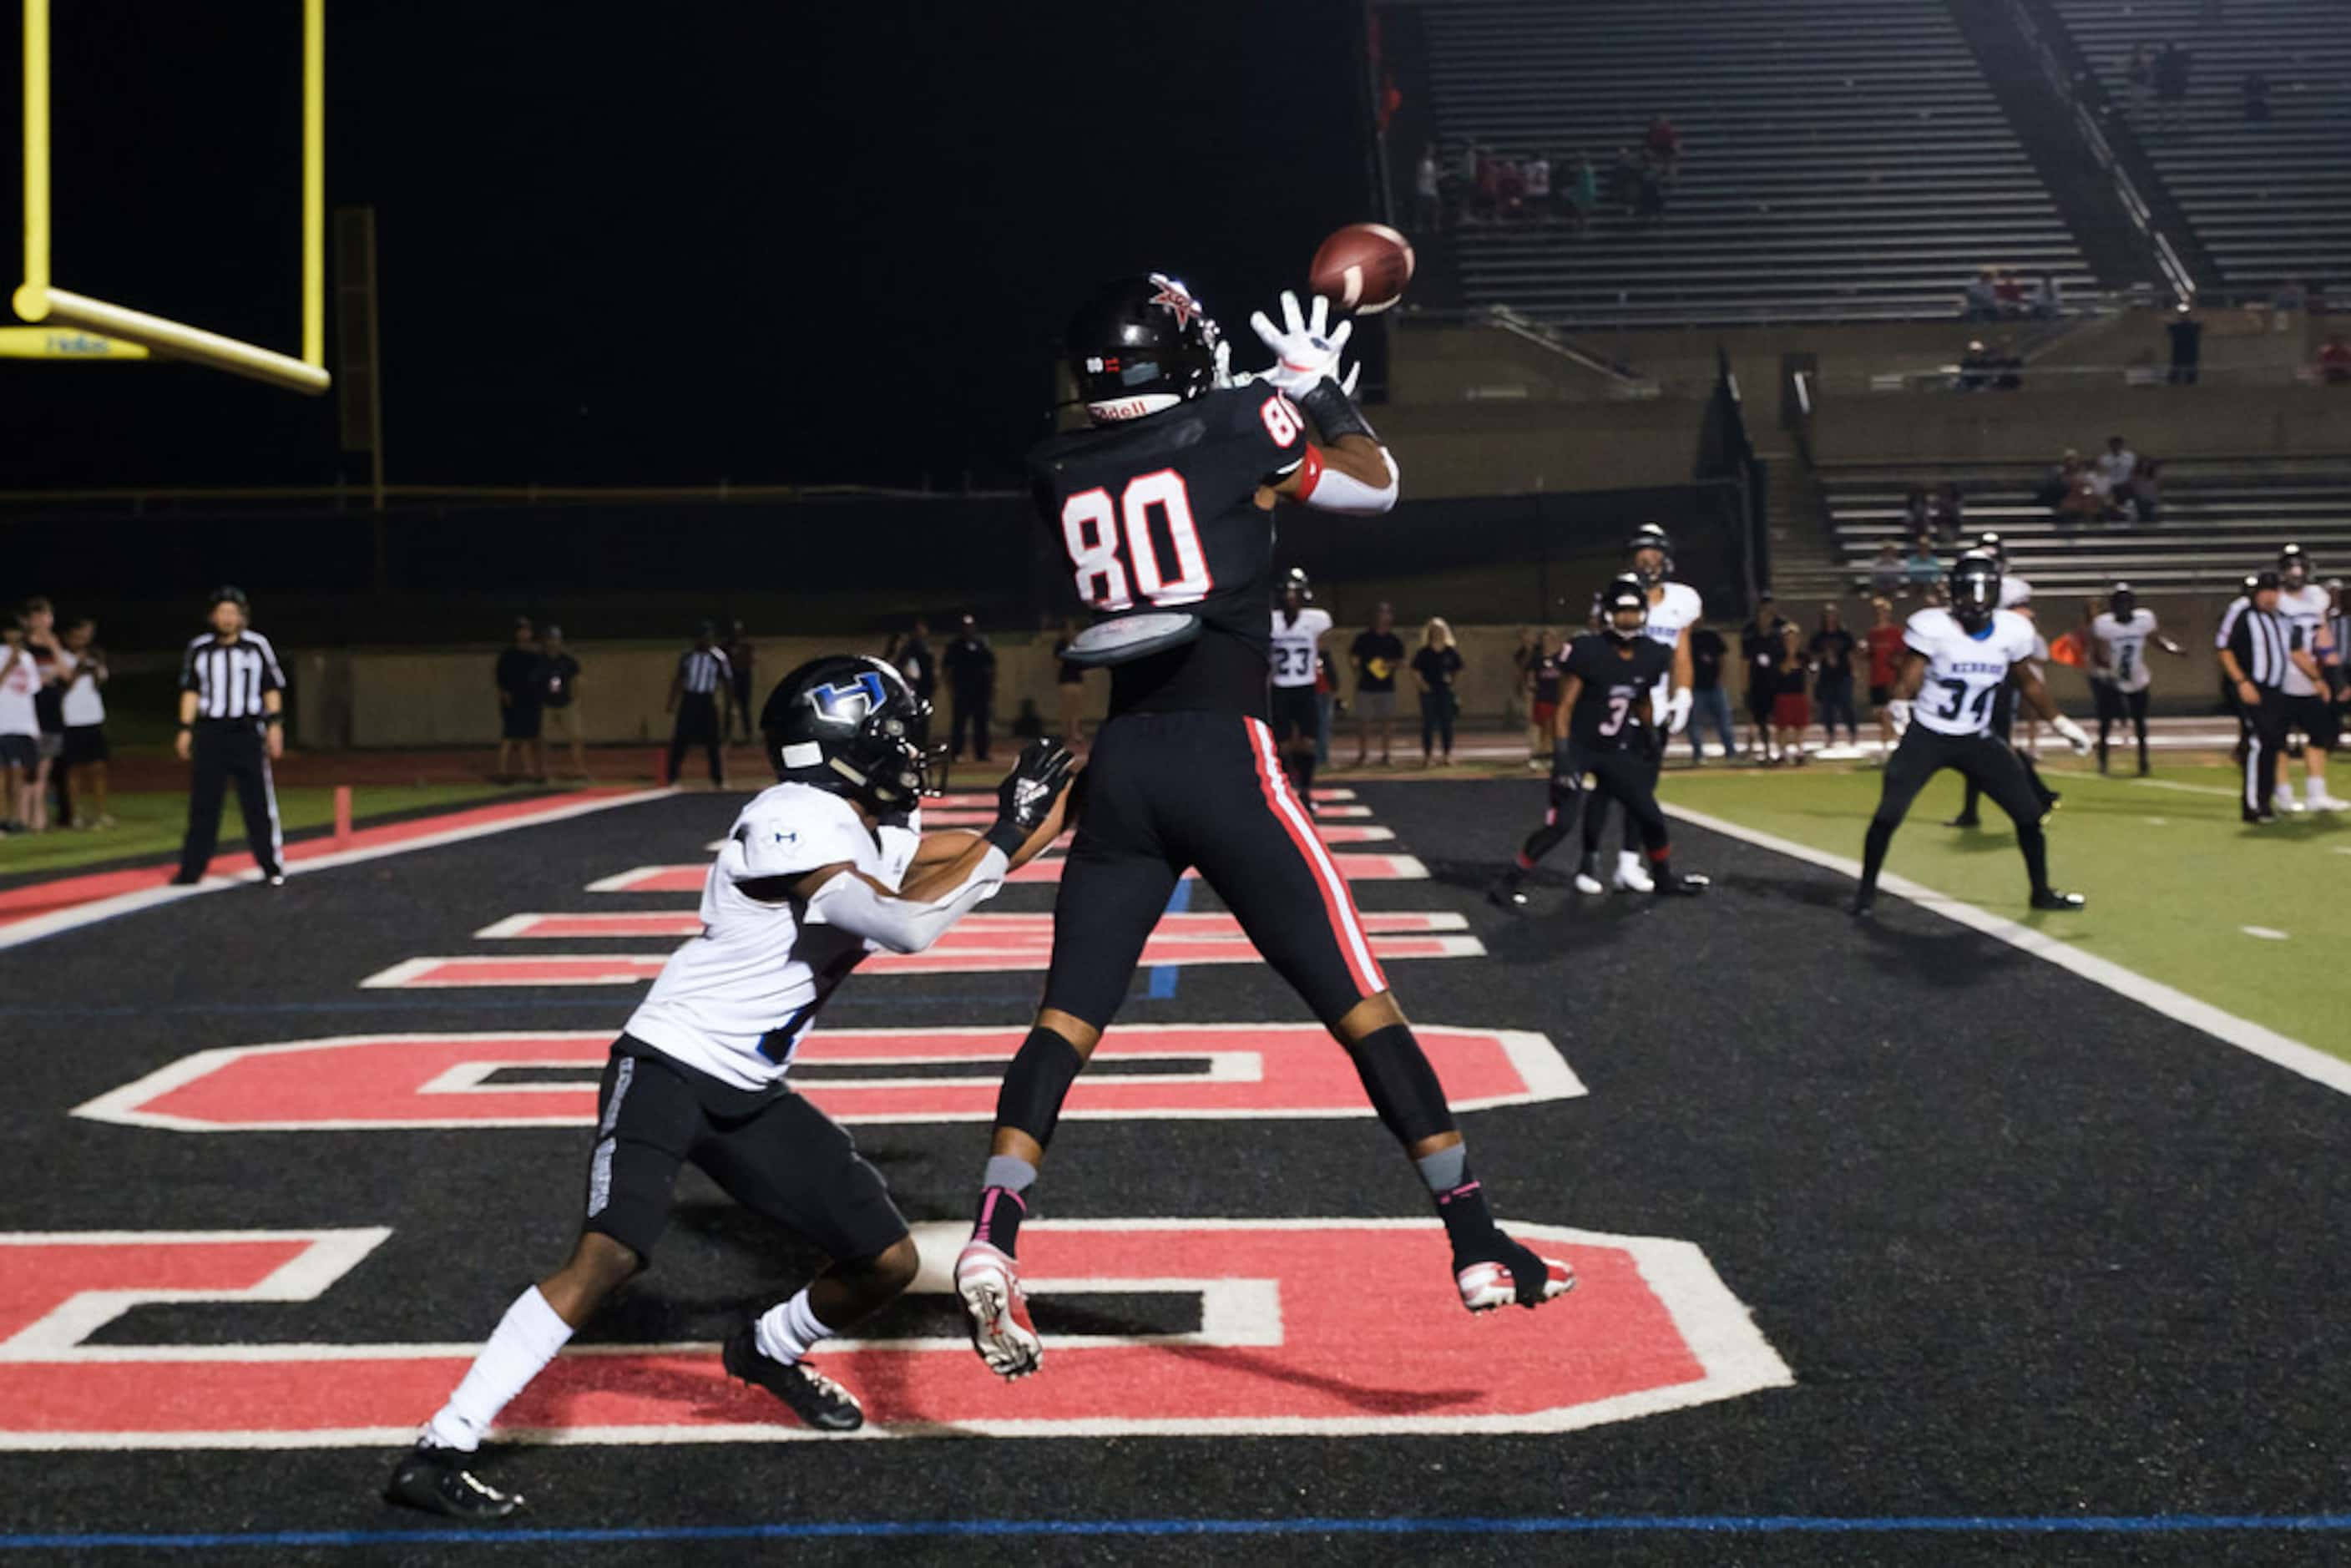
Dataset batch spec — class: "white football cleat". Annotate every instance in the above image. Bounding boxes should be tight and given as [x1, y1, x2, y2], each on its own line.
[2308, 793, 2349, 812]
[1611, 852, 1655, 893]
[954, 1240, 1041, 1381]
[1456, 1246, 1575, 1313]
[1573, 871, 1605, 895]
[2273, 792, 2305, 814]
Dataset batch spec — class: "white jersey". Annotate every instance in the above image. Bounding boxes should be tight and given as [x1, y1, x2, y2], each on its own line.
[624, 783, 922, 1091]
[2091, 609, 2158, 694]
[60, 651, 103, 726]
[1268, 606, 1332, 688]
[0, 650, 38, 738]
[2277, 584, 2330, 697]
[1904, 606, 2035, 737]
[1639, 581, 1704, 709]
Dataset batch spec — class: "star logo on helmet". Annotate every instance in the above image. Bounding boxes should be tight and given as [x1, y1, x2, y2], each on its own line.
[1147, 274, 1201, 330]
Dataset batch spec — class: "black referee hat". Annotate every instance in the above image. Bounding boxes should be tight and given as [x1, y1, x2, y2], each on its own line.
[2251, 570, 2282, 593]
[210, 584, 250, 609]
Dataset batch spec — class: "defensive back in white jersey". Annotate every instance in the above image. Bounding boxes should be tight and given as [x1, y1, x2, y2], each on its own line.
[2091, 609, 2158, 694]
[1905, 606, 2035, 736]
[1640, 581, 1704, 707]
[624, 783, 920, 1091]
[1269, 606, 1332, 688]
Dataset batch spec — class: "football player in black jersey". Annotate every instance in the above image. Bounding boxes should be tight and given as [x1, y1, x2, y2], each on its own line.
[954, 278, 1572, 1381]
[1489, 577, 1709, 906]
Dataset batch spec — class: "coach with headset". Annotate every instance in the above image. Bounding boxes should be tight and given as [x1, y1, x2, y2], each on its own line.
[172, 585, 288, 886]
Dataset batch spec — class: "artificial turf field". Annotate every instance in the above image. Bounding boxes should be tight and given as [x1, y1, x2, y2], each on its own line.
[3, 776, 2348, 1565]
[0, 787, 508, 882]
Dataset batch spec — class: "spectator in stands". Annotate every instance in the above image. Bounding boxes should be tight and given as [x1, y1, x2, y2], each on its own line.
[1810, 605, 1859, 751]
[1635, 162, 1666, 225]
[1773, 622, 1813, 766]
[2093, 436, 2138, 502]
[1902, 486, 1933, 544]
[1645, 114, 1681, 180]
[1523, 151, 1551, 220]
[1958, 338, 1995, 392]
[1865, 597, 1905, 754]
[2126, 457, 2164, 523]
[1413, 144, 1442, 233]
[493, 616, 545, 784]
[1496, 154, 1525, 221]
[1568, 153, 1598, 232]
[1904, 539, 1942, 589]
[1963, 271, 2000, 321]
[1932, 483, 1967, 544]
[1474, 146, 1499, 224]
[2153, 43, 2191, 134]
[2167, 304, 2203, 385]
[1990, 339, 2025, 391]
[2273, 277, 2308, 318]
[1993, 270, 2027, 316]
[2055, 452, 2106, 524]
[1689, 623, 1735, 762]
[1412, 617, 1462, 766]
[2318, 333, 2351, 385]
[2242, 70, 2272, 123]
[1610, 147, 1641, 215]
[1871, 542, 1906, 599]
[539, 625, 587, 781]
[2123, 44, 2155, 119]
[2031, 271, 2065, 319]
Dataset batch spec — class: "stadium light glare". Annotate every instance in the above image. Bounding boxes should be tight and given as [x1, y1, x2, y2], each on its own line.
[13, 0, 331, 395]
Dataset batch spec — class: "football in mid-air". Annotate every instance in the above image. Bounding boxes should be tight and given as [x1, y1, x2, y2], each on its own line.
[1308, 222, 1415, 315]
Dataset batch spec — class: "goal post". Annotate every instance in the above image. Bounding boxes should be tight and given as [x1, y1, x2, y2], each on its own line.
[13, 0, 331, 395]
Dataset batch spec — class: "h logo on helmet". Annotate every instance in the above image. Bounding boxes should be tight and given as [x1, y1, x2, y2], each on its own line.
[806, 671, 889, 726]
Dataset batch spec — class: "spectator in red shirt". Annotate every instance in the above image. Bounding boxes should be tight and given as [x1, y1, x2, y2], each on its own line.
[1865, 596, 1906, 756]
[2318, 334, 2351, 385]
[1645, 114, 1681, 179]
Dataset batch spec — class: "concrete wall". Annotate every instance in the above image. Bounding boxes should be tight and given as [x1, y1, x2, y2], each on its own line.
[1380, 400, 1707, 495]
[1807, 382, 2351, 466]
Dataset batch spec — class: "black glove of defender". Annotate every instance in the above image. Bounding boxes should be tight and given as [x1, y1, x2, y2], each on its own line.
[983, 740, 1077, 857]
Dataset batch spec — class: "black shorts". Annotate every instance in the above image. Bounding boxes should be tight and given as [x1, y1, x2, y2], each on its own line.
[1746, 687, 1774, 722]
[2091, 684, 2149, 726]
[0, 734, 33, 770]
[582, 1037, 908, 1266]
[60, 726, 109, 766]
[2283, 692, 2341, 749]
[1268, 684, 1320, 744]
[501, 703, 544, 741]
[1874, 725, 2045, 829]
[1043, 709, 1387, 1030]
[1868, 684, 1892, 708]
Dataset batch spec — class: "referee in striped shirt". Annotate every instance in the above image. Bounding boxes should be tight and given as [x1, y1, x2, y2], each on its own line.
[2219, 571, 2322, 826]
[174, 586, 287, 884]
[665, 622, 732, 789]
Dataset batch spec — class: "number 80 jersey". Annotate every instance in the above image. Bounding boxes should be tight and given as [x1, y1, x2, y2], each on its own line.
[1028, 386, 1311, 719]
[1904, 606, 2035, 737]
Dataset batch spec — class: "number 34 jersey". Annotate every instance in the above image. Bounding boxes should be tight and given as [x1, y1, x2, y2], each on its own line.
[1027, 386, 1311, 719]
[1562, 633, 1672, 751]
[1904, 606, 2035, 736]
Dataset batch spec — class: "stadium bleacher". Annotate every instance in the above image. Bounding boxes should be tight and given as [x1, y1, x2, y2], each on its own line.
[2042, 0, 2351, 292]
[1821, 459, 2351, 594]
[1418, 0, 2099, 326]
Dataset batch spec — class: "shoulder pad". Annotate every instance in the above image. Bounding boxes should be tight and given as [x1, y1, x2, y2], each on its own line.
[733, 784, 872, 882]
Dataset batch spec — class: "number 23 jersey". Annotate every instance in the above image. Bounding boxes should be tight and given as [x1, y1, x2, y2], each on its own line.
[1027, 386, 1310, 718]
[1562, 633, 1671, 750]
[1904, 606, 2035, 736]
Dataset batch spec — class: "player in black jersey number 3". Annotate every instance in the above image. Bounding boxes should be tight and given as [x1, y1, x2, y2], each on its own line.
[953, 277, 1571, 1380]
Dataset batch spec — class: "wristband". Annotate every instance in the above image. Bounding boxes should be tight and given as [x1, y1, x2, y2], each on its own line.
[983, 820, 1029, 858]
[263, 713, 284, 726]
[178, 724, 193, 733]
[1297, 376, 1377, 445]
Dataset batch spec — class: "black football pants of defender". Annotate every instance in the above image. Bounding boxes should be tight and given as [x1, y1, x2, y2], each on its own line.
[2092, 683, 2151, 772]
[1524, 745, 1669, 867]
[951, 691, 992, 761]
[668, 692, 724, 786]
[2237, 694, 2286, 821]
[1614, 743, 1666, 857]
[1863, 726, 2051, 898]
[179, 721, 283, 881]
[1959, 683, 2055, 819]
[1042, 711, 1387, 1032]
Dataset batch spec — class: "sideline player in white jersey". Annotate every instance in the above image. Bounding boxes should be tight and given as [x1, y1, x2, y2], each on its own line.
[2271, 544, 2345, 811]
[2088, 582, 2182, 776]
[1853, 554, 2091, 918]
[1603, 525, 1698, 891]
[1268, 567, 1333, 805]
[385, 656, 1074, 1521]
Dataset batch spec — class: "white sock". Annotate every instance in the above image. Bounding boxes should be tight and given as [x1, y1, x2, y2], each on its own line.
[2308, 775, 2328, 804]
[422, 1287, 574, 1452]
[753, 1287, 834, 1367]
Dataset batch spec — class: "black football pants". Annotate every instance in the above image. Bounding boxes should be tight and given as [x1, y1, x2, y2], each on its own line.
[1864, 726, 2050, 896]
[1042, 711, 1385, 1030]
[2238, 694, 2286, 820]
[179, 721, 283, 880]
[668, 693, 724, 787]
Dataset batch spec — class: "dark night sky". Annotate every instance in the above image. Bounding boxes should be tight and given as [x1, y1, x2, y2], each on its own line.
[2, 1, 1375, 489]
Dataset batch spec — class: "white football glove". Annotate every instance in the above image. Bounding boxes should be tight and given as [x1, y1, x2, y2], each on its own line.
[1250, 291, 1355, 399]
[1663, 687, 1693, 736]
[1886, 699, 1913, 739]
[1213, 337, 1252, 390]
[2051, 713, 2091, 756]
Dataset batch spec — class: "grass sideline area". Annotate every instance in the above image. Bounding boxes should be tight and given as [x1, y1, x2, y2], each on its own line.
[1664, 757, 2351, 1056]
[0, 785, 511, 880]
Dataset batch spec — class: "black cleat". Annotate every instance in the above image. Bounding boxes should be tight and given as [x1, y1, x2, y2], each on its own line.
[1849, 888, 1876, 918]
[384, 1443, 523, 1521]
[1485, 874, 1529, 908]
[1653, 873, 1710, 896]
[2030, 888, 2087, 911]
[1943, 814, 1980, 829]
[721, 1325, 863, 1431]
[168, 872, 203, 886]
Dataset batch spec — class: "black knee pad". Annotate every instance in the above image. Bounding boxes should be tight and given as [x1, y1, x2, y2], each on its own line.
[1344, 1024, 1458, 1146]
[995, 1026, 1085, 1149]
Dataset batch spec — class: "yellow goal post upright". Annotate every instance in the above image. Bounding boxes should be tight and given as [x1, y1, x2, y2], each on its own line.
[12, 0, 330, 394]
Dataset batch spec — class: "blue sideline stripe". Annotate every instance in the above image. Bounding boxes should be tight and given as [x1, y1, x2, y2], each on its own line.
[1143, 878, 1193, 999]
[6, 1515, 2350, 1550]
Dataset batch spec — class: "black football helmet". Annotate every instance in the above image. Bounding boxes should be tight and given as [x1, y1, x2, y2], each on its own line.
[1949, 552, 2002, 630]
[2279, 543, 2311, 587]
[2108, 580, 2136, 620]
[1625, 525, 1673, 587]
[760, 655, 944, 812]
[1974, 530, 2007, 564]
[1601, 574, 1651, 640]
[1280, 567, 1312, 607]
[1065, 272, 1222, 424]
